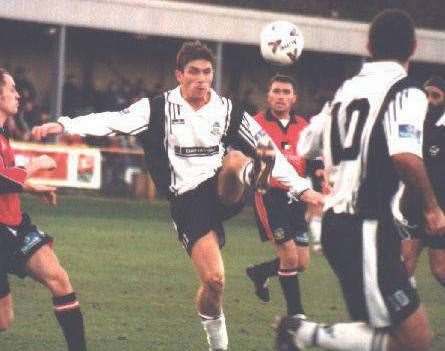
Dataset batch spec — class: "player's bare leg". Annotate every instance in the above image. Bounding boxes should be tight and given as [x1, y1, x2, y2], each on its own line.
[429, 248, 445, 286]
[275, 305, 432, 351]
[191, 231, 228, 351]
[217, 146, 275, 205]
[0, 294, 13, 331]
[401, 239, 423, 277]
[26, 245, 87, 351]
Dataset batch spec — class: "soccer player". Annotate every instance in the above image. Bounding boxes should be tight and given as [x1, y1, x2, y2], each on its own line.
[275, 9, 445, 351]
[32, 41, 323, 351]
[0, 68, 87, 351]
[395, 76, 445, 286]
[246, 75, 311, 321]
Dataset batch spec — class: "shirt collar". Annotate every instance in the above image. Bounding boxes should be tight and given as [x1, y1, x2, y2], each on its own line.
[266, 109, 296, 123]
[359, 61, 407, 77]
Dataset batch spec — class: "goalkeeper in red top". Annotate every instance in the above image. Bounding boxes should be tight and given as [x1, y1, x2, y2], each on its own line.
[246, 74, 318, 318]
[0, 68, 87, 351]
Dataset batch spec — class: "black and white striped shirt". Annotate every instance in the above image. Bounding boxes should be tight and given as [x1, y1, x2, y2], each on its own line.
[298, 62, 428, 217]
[59, 86, 310, 197]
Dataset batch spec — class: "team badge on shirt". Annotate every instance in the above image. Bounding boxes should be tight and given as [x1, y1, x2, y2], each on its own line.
[211, 121, 221, 136]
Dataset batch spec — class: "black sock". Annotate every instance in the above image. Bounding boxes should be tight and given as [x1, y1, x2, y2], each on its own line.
[278, 268, 305, 316]
[254, 258, 280, 279]
[53, 292, 87, 351]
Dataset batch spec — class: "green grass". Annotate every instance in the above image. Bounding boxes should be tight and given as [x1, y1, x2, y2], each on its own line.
[1, 195, 443, 351]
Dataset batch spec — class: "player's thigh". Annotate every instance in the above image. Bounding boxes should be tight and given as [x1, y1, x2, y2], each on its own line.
[428, 247, 445, 283]
[25, 245, 72, 294]
[390, 305, 432, 351]
[401, 239, 423, 276]
[0, 293, 13, 330]
[296, 245, 310, 270]
[191, 231, 225, 287]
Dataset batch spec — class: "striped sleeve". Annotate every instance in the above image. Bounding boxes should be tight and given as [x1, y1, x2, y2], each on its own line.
[59, 98, 150, 136]
[383, 88, 427, 157]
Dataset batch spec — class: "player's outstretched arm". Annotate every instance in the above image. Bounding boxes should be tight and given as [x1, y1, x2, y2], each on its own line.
[32, 122, 64, 141]
[32, 98, 150, 140]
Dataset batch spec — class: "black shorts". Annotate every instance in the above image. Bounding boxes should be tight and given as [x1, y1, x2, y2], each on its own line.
[0, 213, 53, 298]
[322, 210, 420, 328]
[170, 176, 245, 255]
[254, 188, 308, 246]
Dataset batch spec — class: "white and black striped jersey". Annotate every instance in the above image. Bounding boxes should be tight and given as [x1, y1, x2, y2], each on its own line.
[298, 61, 428, 217]
[59, 86, 310, 197]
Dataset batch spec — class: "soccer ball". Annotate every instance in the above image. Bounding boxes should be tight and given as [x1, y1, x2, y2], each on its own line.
[260, 20, 304, 66]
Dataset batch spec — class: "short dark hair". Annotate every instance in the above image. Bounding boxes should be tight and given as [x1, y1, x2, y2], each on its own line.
[268, 74, 297, 93]
[0, 68, 10, 91]
[176, 41, 215, 71]
[424, 75, 445, 93]
[368, 9, 416, 62]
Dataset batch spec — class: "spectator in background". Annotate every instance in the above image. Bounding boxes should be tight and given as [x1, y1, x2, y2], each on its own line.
[14, 66, 36, 105]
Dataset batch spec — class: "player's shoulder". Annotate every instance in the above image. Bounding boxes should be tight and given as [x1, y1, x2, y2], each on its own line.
[391, 77, 427, 109]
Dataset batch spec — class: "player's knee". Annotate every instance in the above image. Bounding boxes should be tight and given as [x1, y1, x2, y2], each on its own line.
[203, 272, 225, 294]
[0, 309, 13, 331]
[431, 265, 445, 286]
[297, 260, 309, 272]
[44, 267, 72, 296]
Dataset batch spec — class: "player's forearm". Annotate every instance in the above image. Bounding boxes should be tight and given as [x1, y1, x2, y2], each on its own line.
[58, 112, 117, 136]
[392, 153, 439, 212]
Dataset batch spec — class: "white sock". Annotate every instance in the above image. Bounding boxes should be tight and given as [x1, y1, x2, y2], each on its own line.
[200, 313, 228, 351]
[309, 216, 322, 244]
[239, 161, 253, 186]
[296, 320, 389, 351]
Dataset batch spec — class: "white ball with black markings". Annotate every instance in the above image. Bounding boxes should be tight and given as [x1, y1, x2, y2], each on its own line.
[260, 20, 304, 66]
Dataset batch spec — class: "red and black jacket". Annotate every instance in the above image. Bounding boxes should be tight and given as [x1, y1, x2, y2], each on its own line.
[0, 128, 26, 226]
[255, 110, 307, 189]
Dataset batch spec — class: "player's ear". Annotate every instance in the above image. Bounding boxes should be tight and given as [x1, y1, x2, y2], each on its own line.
[175, 69, 183, 84]
[292, 92, 298, 106]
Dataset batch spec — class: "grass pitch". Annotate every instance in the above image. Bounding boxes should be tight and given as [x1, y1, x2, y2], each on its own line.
[1, 195, 443, 351]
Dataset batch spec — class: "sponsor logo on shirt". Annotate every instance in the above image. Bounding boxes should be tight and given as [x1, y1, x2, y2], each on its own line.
[174, 145, 219, 157]
[172, 118, 185, 125]
[398, 124, 421, 142]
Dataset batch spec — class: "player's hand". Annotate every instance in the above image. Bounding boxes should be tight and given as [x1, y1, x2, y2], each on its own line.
[32, 122, 64, 141]
[424, 207, 445, 236]
[25, 155, 56, 176]
[299, 189, 324, 207]
[23, 182, 57, 206]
